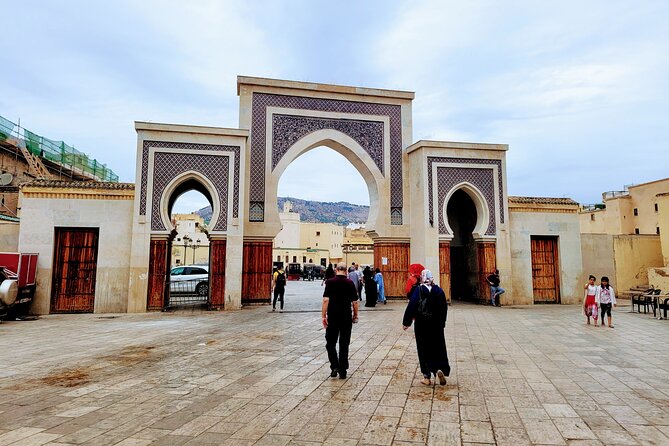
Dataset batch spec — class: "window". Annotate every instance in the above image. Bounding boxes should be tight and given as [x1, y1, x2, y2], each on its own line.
[277, 255, 280, 262]
[285, 255, 289, 263]
[657, 227, 661, 235]
[635, 228, 640, 234]
[316, 231, 321, 236]
[302, 256, 306, 263]
[190, 267, 207, 274]
[316, 243, 319, 247]
[309, 258, 313, 263]
[590, 214, 595, 221]
[634, 208, 638, 216]
[195, 222, 199, 227]
[655, 203, 659, 212]
[292, 256, 297, 263]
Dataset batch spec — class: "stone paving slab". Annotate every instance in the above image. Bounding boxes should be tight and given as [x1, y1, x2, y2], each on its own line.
[1, 281, 669, 445]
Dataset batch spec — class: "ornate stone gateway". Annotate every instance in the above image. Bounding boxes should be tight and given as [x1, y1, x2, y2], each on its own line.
[128, 77, 510, 311]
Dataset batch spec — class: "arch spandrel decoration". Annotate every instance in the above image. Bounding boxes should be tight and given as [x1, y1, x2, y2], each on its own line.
[138, 141, 240, 232]
[249, 92, 403, 224]
[151, 153, 229, 231]
[139, 141, 241, 222]
[428, 156, 505, 237]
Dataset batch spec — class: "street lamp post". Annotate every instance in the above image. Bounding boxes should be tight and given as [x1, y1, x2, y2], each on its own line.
[183, 235, 191, 266]
[191, 239, 201, 265]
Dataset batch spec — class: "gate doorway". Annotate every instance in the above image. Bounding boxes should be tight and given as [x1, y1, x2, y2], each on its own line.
[447, 190, 478, 301]
[166, 189, 212, 308]
[51, 227, 99, 313]
[531, 236, 560, 303]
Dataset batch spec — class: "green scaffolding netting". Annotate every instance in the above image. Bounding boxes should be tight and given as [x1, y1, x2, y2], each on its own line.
[2, 116, 118, 182]
[0, 116, 16, 141]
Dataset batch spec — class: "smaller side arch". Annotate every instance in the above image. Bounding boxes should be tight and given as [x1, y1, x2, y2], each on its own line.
[442, 182, 491, 239]
[159, 171, 221, 232]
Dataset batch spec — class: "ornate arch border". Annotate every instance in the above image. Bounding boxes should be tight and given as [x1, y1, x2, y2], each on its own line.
[428, 156, 504, 236]
[249, 92, 404, 224]
[139, 141, 240, 233]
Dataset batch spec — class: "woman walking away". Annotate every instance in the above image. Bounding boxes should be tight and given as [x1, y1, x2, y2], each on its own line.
[363, 266, 377, 307]
[598, 276, 616, 328]
[583, 275, 599, 325]
[322, 264, 335, 286]
[375, 268, 386, 304]
[402, 269, 450, 386]
[405, 263, 426, 298]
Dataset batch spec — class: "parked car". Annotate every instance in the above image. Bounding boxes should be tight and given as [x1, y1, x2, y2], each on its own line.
[170, 265, 209, 296]
[0, 252, 38, 320]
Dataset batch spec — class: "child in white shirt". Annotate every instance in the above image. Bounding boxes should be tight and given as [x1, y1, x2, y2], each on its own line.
[597, 276, 616, 328]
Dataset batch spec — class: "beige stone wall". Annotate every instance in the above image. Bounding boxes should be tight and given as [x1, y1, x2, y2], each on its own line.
[613, 235, 662, 292]
[657, 194, 669, 266]
[509, 208, 583, 305]
[0, 221, 19, 251]
[580, 233, 615, 286]
[647, 267, 669, 293]
[18, 189, 134, 314]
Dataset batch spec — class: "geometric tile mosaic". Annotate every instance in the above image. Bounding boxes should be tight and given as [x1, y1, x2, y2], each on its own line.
[271, 114, 384, 174]
[139, 141, 240, 221]
[436, 166, 496, 235]
[251, 93, 403, 224]
[427, 156, 505, 233]
[149, 152, 230, 232]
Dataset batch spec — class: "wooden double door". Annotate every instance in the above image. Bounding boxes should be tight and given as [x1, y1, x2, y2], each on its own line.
[51, 228, 99, 313]
[531, 236, 560, 303]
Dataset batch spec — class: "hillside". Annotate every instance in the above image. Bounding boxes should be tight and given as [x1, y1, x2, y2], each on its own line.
[196, 197, 369, 226]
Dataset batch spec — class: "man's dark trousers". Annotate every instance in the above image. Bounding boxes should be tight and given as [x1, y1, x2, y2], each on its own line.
[325, 322, 352, 372]
[273, 286, 285, 309]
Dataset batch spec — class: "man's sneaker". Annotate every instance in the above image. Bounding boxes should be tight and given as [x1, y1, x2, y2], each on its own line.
[436, 370, 446, 386]
[339, 370, 347, 379]
[330, 369, 339, 378]
[272, 308, 275, 312]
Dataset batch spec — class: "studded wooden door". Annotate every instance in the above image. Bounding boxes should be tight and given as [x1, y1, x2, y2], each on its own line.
[51, 228, 99, 313]
[531, 236, 560, 303]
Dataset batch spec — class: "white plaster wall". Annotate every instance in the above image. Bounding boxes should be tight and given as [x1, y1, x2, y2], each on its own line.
[18, 197, 134, 314]
[509, 211, 583, 305]
[0, 222, 19, 251]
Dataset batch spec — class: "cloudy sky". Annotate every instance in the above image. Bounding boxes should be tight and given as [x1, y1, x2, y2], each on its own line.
[2, 0, 668, 212]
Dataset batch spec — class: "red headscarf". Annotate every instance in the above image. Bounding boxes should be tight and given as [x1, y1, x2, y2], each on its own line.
[405, 263, 425, 294]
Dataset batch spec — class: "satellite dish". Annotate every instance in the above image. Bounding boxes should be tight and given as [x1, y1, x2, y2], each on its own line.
[0, 174, 13, 186]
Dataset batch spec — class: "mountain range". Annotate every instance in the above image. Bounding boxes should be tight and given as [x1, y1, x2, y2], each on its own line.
[196, 197, 369, 226]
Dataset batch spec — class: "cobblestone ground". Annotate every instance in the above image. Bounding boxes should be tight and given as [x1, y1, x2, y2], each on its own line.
[1, 280, 669, 445]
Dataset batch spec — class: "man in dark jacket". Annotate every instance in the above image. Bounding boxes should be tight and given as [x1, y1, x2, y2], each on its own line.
[322, 262, 359, 379]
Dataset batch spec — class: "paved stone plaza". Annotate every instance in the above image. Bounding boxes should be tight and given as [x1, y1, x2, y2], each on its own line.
[1, 281, 669, 445]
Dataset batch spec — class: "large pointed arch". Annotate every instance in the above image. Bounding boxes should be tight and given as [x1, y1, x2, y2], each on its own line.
[268, 129, 385, 233]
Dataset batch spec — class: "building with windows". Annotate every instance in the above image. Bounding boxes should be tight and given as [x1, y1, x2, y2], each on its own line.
[579, 178, 669, 235]
[579, 177, 669, 293]
[171, 213, 210, 266]
[273, 201, 344, 267]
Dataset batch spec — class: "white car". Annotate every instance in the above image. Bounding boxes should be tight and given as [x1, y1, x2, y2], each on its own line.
[170, 265, 209, 296]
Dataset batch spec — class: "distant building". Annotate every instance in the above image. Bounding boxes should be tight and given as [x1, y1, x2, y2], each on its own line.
[273, 201, 345, 267]
[579, 178, 669, 235]
[343, 225, 374, 266]
[171, 213, 210, 266]
[579, 177, 669, 292]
